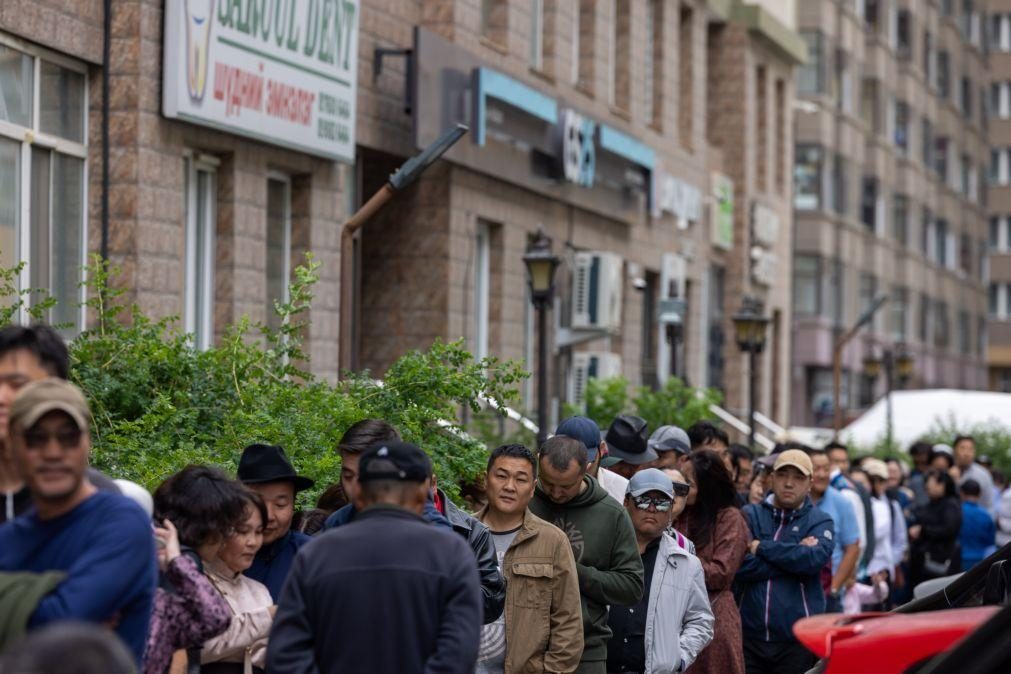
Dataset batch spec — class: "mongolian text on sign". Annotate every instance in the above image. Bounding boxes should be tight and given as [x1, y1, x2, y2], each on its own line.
[163, 0, 359, 162]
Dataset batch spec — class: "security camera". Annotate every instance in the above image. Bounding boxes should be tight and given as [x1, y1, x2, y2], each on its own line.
[632, 277, 647, 291]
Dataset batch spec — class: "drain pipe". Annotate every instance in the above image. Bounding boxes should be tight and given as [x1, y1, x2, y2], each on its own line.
[100, 0, 111, 261]
[337, 124, 468, 375]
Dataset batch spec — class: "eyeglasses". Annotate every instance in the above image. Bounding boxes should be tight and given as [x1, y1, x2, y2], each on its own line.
[632, 494, 674, 512]
[23, 427, 83, 450]
[671, 482, 690, 497]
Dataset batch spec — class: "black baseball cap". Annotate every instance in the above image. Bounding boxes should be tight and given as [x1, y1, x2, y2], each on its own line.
[358, 441, 433, 484]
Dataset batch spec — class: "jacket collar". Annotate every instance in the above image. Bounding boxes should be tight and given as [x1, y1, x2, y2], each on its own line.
[656, 532, 689, 562]
[357, 503, 429, 524]
[474, 505, 541, 545]
[760, 494, 814, 519]
[437, 489, 472, 533]
[256, 529, 292, 563]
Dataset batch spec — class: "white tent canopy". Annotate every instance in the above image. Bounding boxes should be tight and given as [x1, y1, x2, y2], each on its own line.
[842, 389, 1011, 450]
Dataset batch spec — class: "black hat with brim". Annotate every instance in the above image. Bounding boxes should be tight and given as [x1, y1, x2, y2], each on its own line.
[604, 414, 657, 465]
[238, 443, 315, 492]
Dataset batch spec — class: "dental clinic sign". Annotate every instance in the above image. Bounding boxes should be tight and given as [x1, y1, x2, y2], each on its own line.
[163, 0, 359, 162]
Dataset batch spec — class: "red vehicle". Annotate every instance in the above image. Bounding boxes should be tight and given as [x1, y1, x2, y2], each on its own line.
[794, 607, 999, 673]
[793, 545, 1011, 672]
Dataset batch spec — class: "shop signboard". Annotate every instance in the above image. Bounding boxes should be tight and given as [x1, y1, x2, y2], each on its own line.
[711, 173, 734, 250]
[750, 202, 780, 286]
[653, 171, 703, 228]
[163, 0, 359, 162]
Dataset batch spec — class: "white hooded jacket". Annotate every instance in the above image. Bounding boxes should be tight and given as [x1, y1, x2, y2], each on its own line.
[643, 533, 715, 673]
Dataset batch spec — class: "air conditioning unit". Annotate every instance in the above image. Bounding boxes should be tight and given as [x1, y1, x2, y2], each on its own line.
[568, 351, 623, 408]
[571, 252, 623, 331]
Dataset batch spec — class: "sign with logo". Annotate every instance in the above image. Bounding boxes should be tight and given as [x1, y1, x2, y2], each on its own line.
[561, 110, 597, 187]
[711, 174, 734, 250]
[750, 202, 780, 286]
[653, 172, 702, 228]
[163, 0, 359, 162]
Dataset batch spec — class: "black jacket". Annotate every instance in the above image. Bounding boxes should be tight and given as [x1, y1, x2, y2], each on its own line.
[267, 505, 483, 674]
[910, 496, 963, 582]
[438, 489, 506, 625]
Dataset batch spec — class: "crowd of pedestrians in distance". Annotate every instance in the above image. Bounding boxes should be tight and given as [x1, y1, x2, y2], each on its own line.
[0, 322, 1008, 674]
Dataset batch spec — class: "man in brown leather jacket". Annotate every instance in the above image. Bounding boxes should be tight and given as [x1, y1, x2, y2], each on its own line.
[475, 444, 583, 674]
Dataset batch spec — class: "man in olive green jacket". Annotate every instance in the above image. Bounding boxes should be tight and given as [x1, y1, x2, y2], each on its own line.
[530, 436, 644, 674]
[476, 444, 584, 674]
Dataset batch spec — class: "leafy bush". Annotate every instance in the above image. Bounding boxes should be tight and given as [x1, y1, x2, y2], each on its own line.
[62, 256, 527, 504]
[849, 417, 1011, 474]
[565, 375, 724, 435]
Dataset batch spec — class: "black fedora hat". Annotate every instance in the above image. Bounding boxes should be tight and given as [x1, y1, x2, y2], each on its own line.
[237, 444, 314, 492]
[604, 415, 657, 466]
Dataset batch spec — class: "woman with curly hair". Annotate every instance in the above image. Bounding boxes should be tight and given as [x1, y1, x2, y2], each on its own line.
[676, 449, 750, 674]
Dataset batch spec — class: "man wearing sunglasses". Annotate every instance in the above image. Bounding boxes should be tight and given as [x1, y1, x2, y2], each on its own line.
[606, 469, 714, 674]
[0, 378, 157, 667]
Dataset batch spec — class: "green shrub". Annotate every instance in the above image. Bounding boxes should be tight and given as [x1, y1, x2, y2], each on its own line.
[61, 255, 527, 504]
[563, 375, 724, 436]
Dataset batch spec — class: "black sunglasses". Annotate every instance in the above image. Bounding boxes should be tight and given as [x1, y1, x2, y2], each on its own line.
[671, 481, 690, 497]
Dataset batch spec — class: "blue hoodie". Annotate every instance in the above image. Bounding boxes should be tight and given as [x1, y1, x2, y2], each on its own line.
[736, 497, 834, 643]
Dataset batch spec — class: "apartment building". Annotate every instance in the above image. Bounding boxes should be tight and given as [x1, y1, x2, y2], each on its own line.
[0, 1, 803, 434]
[987, 3, 1011, 391]
[792, 0, 989, 427]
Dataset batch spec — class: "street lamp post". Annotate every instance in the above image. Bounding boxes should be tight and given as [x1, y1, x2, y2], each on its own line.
[732, 298, 770, 452]
[523, 230, 560, 447]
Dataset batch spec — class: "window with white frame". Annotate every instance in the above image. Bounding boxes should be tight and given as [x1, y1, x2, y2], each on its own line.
[992, 148, 1011, 185]
[992, 82, 1011, 119]
[0, 37, 88, 333]
[993, 14, 1011, 52]
[265, 174, 291, 332]
[990, 216, 1011, 252]
[530, 0, 544, 69]
[473, 221, 491, 361]
[989, 282, 1011, 320]
[184, 155, 218, 350]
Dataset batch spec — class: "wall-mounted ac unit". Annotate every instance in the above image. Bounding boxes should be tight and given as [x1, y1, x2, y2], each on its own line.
[568, 351, 623, 407]
[571, 252, 623, 331]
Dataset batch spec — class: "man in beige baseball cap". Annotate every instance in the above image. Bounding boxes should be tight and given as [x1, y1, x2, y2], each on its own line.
[7, 377, 94, 514]
[0, 377, 157, 666]
[737, 447, 834, 673]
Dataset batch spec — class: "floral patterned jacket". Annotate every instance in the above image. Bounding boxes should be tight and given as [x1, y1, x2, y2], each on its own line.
[143, 554, 231, 674]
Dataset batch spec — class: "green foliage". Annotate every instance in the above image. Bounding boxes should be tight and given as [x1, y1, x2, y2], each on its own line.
[920, 417, 1011, 475]
[849, 417, 1011, 473]
[633, 377, 724, 431]
[0, 260, 58, 325]
[563, 375, 724, 436]
[59, 255, 527, 504]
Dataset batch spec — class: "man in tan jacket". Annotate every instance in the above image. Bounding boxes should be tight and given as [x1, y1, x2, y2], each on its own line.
[475, 444, 584, 674]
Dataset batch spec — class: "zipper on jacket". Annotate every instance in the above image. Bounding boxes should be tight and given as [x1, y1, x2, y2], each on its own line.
[765, 509, 786, 641]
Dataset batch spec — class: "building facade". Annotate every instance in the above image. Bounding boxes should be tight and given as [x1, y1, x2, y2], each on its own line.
[0, 0, 803, 437]
[987, 1, 1011, 392]
[792, 0, 990, 428]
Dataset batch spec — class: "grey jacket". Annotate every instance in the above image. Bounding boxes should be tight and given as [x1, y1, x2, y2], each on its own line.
[643, 534, 715, 674]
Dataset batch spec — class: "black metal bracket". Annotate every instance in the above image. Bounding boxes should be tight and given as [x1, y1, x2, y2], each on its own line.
[373, 48, 414, 116]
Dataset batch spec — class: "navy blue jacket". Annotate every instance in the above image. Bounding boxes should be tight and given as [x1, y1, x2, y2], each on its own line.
[244, 529, 311, 601]
[267, 505, 482, 674]
[737, 497, 834, 643]
[0, 491, 157, 665]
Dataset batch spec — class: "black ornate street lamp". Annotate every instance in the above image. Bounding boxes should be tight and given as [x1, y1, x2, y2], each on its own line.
[732, 298, 770, 451]
[523, 229, 560, 447]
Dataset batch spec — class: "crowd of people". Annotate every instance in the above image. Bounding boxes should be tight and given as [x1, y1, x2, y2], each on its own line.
[0, 323, 1008, 674]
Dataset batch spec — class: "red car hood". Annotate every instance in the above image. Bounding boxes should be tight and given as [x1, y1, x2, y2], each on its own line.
[794, 608, 999, 673]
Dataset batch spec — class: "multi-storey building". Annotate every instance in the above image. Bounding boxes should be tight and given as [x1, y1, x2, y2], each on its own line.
[986, 3, 1011, 392]
[792, 0, 989, 428]
[0, 1, 804, 437]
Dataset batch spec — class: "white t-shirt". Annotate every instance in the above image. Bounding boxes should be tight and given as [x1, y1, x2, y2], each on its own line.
[598, 468, 629, 505]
